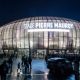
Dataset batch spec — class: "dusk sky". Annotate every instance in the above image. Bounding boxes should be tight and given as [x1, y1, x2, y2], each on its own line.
[0, 0, 80, 26]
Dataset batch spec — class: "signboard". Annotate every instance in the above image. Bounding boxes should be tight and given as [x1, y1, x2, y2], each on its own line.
[24, 22, 73, 29]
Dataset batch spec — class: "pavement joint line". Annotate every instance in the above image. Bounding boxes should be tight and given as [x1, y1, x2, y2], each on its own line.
[7, 73, 48, 76]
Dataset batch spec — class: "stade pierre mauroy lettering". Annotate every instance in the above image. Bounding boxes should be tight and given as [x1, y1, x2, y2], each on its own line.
[24, 22, 73, 29]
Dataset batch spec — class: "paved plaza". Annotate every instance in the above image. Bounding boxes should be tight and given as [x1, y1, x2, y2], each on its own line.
[3, 57, 75, 80]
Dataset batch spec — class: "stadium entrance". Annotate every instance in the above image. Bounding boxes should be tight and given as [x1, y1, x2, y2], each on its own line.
[31, 49, 46, 59]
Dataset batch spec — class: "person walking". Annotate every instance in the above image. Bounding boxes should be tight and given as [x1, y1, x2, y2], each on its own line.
[28, 56, 32, 70]
[8, 57, 13, 73]
[17, 62, 22, 77]
[24, 56, 29, 74]
[22, 55, 25, 66]
[0, 61, 9, 80]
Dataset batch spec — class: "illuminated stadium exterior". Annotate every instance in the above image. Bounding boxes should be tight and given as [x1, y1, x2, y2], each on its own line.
[0, 17, 80, 55]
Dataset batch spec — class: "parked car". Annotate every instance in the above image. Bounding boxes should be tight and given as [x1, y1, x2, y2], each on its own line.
[47, 57, 74, 77]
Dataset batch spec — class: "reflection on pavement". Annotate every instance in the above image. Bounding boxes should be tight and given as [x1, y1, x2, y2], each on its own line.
[6, 58, 75, 80]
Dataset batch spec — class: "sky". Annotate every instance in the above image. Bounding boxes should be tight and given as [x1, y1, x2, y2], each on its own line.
[0, 0, 80, 26]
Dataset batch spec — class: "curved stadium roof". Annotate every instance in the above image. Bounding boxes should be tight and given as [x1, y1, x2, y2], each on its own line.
[1, 16, 80, 28]
[0, 16, 80, 49]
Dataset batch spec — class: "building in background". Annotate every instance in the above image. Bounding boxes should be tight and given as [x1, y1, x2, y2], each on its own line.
[0, 17, 80, 56]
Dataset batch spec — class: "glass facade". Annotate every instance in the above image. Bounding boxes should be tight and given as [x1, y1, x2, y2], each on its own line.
[0, 17, 80, 55]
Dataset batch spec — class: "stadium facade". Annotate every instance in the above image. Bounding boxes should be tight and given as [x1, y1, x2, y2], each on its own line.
[0, 17, 80, 56]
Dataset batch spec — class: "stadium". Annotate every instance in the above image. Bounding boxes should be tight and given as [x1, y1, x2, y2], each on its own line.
[0, 17, 80, 57]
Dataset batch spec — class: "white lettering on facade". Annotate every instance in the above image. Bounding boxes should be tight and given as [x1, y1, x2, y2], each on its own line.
[54, 23, 73, 29]
[24, 22, 73, 29]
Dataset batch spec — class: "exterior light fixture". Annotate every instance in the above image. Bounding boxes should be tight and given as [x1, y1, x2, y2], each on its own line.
[28, 29, 70, 32]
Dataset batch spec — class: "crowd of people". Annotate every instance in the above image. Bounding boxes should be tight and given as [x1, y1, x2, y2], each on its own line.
[21, 55, 32, 74]
[0, 54, 13, 80]
[0, 54, 32, 80]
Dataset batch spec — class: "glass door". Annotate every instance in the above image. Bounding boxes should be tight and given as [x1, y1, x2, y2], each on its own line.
[37, 49, 46, 59]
